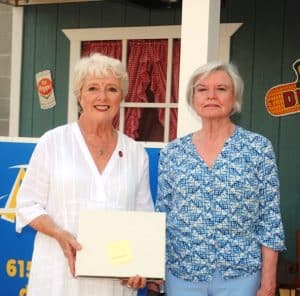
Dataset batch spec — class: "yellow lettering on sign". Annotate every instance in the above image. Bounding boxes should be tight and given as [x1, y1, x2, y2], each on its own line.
[6, 259, 31, 278]
[19, 286, 27, 296]
[0, 166, 26, 222]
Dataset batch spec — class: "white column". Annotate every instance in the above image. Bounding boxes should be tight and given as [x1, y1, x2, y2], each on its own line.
[177, 0, 221, 137]
[9, 7, 23, 137]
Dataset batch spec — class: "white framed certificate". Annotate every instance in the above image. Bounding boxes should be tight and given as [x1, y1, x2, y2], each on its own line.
[75, 210, 166, 279]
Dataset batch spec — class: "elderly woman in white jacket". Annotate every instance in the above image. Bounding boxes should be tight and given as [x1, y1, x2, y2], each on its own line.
[16, 53, 154, 296]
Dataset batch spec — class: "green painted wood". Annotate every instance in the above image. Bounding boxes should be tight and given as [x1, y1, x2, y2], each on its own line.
[54, 4, 80, 127]
[279, 113, 300, 261]
[101, 0, 126, 27]
[79, 1, 103, 28]
[277, 0, 300, 261]
[150, 6, 178, 25]
[173, 6, 181, 24]
[31, 4, 58, 137]
[250, 0, 284, 151]
[220, 0, 229, 21]
[124, 1, 151, 26]
[19, 6, 37, 136]
[225, 0, 256, 129]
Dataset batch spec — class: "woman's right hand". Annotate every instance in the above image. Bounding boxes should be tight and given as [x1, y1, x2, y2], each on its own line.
[54, 229, 82, 277]
[29, 215, 82, 277]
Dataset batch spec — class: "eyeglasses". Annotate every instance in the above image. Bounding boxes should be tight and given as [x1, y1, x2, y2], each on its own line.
[83, 86, 122, 97]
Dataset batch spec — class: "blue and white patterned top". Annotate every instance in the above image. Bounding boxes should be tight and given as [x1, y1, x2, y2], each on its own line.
[155, 126, 285, 282]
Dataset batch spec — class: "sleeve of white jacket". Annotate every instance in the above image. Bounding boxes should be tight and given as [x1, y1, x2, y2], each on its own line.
[16, 133, 50, 233]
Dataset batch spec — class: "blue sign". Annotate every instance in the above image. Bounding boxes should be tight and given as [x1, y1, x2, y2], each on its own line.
[0, 140, 36, 296]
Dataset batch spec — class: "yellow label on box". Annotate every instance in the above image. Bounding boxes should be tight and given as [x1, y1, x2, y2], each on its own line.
[107, 240, 133, 265]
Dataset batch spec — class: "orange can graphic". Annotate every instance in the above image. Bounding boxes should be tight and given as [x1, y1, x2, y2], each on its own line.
[36, 70, 56, 109]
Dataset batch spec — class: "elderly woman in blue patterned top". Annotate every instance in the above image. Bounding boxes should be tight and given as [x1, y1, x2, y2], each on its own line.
[155, 61, 285, 296]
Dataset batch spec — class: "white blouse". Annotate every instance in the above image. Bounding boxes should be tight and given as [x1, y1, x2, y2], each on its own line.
[16, 122, 154, 296]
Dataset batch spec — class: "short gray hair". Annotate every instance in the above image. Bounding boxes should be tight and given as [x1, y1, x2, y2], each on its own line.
[73, 53, 128, 100]
[186, 61, 244, 114]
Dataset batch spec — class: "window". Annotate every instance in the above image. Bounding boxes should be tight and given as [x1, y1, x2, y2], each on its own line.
[64, 26, 181, 144]
[81, 38, 179, 142]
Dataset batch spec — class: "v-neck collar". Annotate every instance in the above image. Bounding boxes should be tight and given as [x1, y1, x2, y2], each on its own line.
[73, 121, 121, 177]
[189, 125, 239, 170]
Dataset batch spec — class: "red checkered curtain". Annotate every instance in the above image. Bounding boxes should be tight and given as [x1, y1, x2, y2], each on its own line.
[81, 40, 122, 127]
[125, 39, 168, 139]
[169, 39, 180, 140]
[81, 40, 122, 59]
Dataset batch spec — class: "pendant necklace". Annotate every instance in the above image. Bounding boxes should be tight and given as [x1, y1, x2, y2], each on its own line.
[99, 148, 105, 156]
[98, 131, 116, 156]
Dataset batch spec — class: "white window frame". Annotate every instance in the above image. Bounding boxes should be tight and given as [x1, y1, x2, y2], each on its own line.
[63, 24, 241, 147]
[63, 26, 181, 146]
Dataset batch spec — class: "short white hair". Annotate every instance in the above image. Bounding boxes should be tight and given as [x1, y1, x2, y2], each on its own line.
[73, 53, 128, 100]
[186, 61, 244, 114]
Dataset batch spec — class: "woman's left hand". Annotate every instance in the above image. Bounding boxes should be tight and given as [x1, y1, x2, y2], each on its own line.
[120, 275, 147, 290]
[257, 246, 278, 296]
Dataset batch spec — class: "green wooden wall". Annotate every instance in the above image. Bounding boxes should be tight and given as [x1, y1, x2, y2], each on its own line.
[20, 0, 300, 262]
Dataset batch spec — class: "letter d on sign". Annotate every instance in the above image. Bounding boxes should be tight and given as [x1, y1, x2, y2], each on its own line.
[283, 91, 296, 107]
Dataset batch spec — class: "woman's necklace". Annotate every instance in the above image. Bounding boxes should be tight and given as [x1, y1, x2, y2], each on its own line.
[79, 123, 116, 158]
[99, 147, 105, 156]
[98, 130, 117, 157]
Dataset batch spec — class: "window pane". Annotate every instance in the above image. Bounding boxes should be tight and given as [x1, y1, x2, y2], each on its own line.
[125, 107, 164, 142]
[169, 108, 178, 141]
[171, 39, 180, 103]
